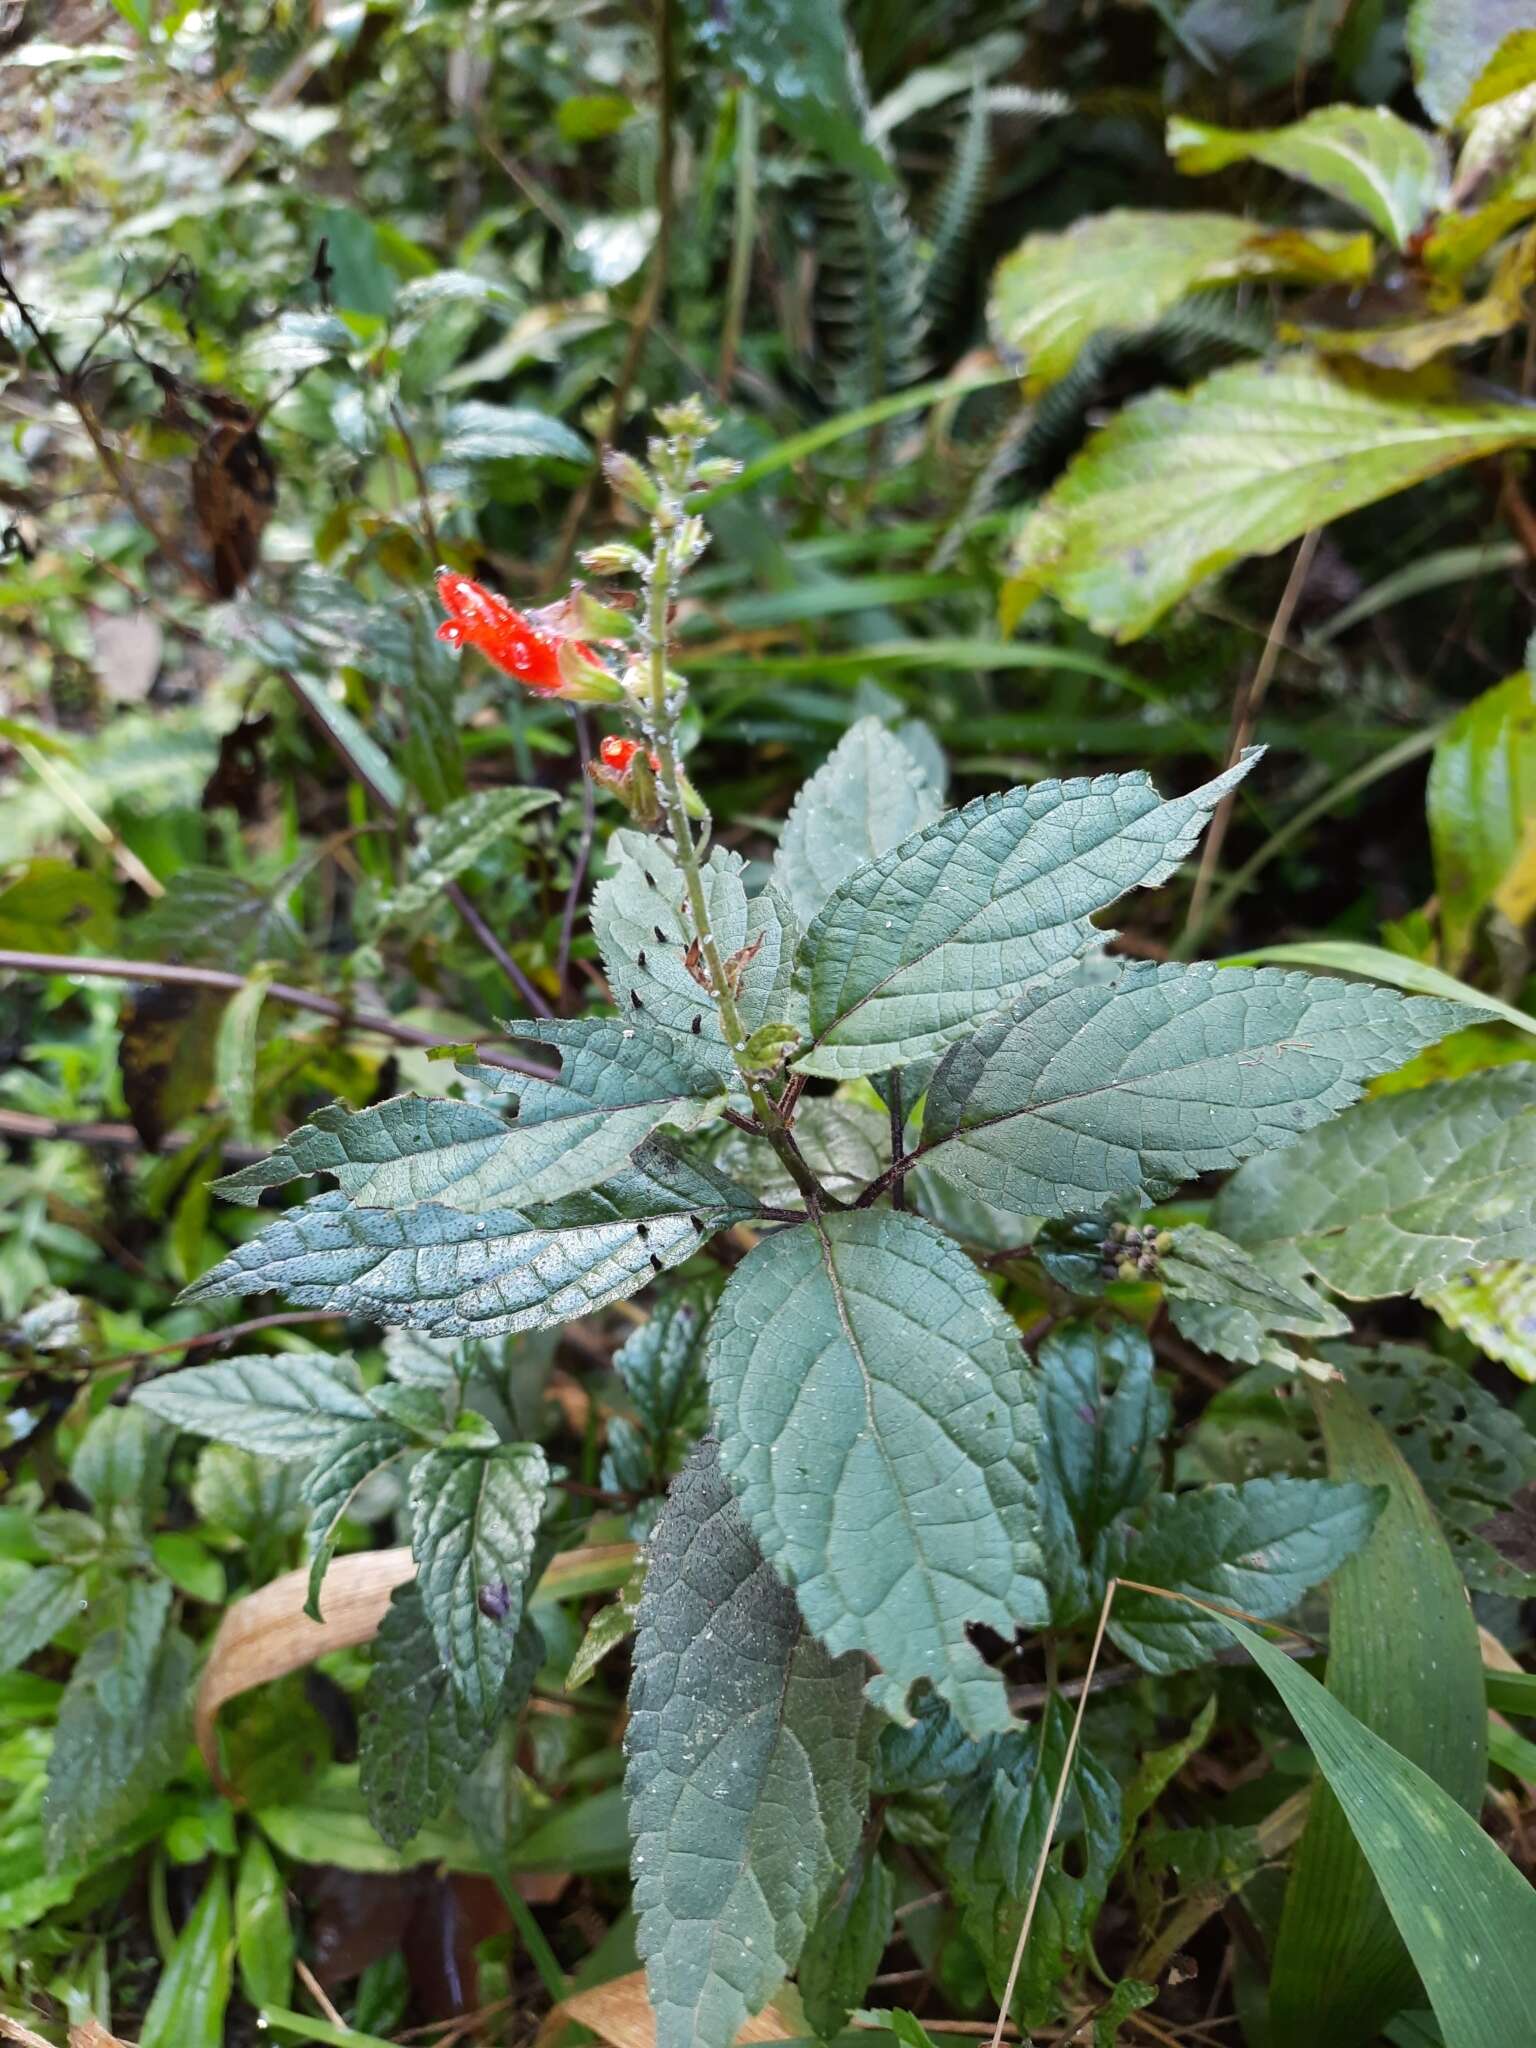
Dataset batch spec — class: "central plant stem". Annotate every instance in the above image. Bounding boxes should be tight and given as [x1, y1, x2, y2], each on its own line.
[642, 540, 824, 1210]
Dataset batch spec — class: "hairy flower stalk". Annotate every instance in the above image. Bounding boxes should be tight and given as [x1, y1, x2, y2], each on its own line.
[614, 410, 827, 1210]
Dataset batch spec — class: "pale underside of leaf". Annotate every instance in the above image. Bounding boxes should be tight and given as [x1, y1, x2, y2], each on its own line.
[915, 963, 1470, 1219]
[213, 1018, 725, 1213]
[625, 1440, 870, 2048]
[793, 754, 1257, 1080]
[181, 1148, 753, 1337]
[705, 1208, 1045, 1737]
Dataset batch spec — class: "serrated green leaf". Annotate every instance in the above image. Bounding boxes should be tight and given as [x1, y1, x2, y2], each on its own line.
[0, 1566, 87, 1675]
[409, 1443, 547, 1724]
[1037, 1319, 1169, 1553]
[387, 788, 558, 922]
[1215, 1069, 1536, 1298]
[1211, 1607, 1536, 2048]
[1110, 1476, 1382, 1674]
[215, 1020, 725, 1213]
[181, 1144, 753, 1337]
[1427, 1259, 1536, 1379]
[1408, 0, 1535, 125]
[43, 1582, 195, 1870]
[916, 964, 1467, 1218]
[1428, 670, 1536, 969]
[794, 755, 1255, 1079]
[772, 716, 941, 925]
[1222, 938, 1536, 1042]
[301, 1425, 413, 1620]
[358, 1580, 498, 1848]
[989, 210, 1372, 392]
[1164, 1230, 1349, 1372]
[133, 1353, 374, 1455]
[1094, 1979, 1158, 2046]
[944, 1696, 1122, 2023]
[1007, 356, 1536, 641]
[1269, 1385, 1487, 2045]
[613, 1279, 718, 1445]
[139, 1862, 233, 2048]
[236, 1832, 294, 2011]
[1169, 109, 1447, 247]
[797, 1843, 895, 2039]
[565, 1588, 640, 1692]
[625, 1441, 872, 2048]
[706, 1209, 1044, 1736]
[593, 831, 797, 1075]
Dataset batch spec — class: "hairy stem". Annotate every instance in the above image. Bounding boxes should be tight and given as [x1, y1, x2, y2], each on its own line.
[641, 542, 826, 1209]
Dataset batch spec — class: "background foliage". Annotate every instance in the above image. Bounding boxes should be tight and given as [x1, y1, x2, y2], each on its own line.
[6, 2, 1536, 2046]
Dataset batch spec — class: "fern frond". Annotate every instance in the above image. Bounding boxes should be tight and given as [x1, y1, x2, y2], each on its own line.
[920, 77, 990, 339]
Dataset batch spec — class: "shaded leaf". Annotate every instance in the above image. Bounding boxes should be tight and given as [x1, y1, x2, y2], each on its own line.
[0, 1566, 87, 1675]
[1212, 1608, 1536, 2048]
[134, 1353, 376, 1455]
[706, 1209, 1044, 1736]
[1269, 1385, 1487, 2045]
[797, 1843, 895, 2039]
[989, 210, 1372, 391]
[118, 982, 224, 1149]
[625, 1440, 872, 2048]
[1036, 1319, 1168, 1553]
[1110, 1476, 1383, 1674]
[386, 788, 557, 922]
[795, 755, 1255, 1078]
[1007, 355, 1536, 641]
[235, 1831, 294, 2011]
[43, 1582, 195, 1870]
[916, 963, 1467, 1219]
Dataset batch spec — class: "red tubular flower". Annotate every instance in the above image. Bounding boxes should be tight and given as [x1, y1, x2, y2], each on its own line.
[599, 735, 660, 773]
[435, 569, 617, 698]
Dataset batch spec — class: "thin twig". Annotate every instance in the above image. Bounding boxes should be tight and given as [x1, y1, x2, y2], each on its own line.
[887, 1070, 907, 1211]
[718, 88, 758, 395]
[989, 1579, 1119, 2047]
[0, 257, 216, 597]
[388, 395, 442, 562]
[93, 1311, 342, 1380]
[0, 1106, 265, 1164]
[558, 709, 597, 997]
[295, 1960, 347, 2031]
[547, 0, 677, 584]
[0, 949, 556, 1077]
[1180, 529, 1320, 950]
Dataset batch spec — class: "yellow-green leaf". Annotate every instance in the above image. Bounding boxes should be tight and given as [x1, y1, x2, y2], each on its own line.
[1168, 107, 1447, 248]
[1427, 670, 1536, 968]
[988, 210, 1372, 393]
[1283, 229, 1536, 368]
[1006, 355, 1536, 641]
[1409, 0, 1536, 127]
[1427, 1259, 1536, 1379]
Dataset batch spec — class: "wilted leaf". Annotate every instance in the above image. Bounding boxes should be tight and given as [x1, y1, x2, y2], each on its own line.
[794, 755, 1255, 1078]
[625, 1441, 871, 2048]
[706, 1209, 1044, 1735]
[119, 982, 225, 1149]
[1007, 355, 1536, 640]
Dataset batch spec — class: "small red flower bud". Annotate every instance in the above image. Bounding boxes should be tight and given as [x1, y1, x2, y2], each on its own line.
[598, 735, 660, 774]
[435, 569, 612, 697]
